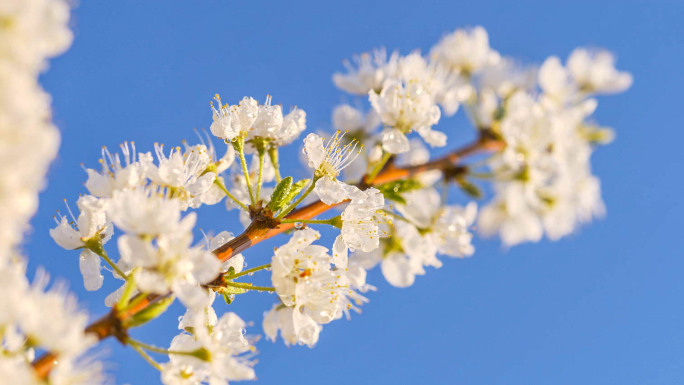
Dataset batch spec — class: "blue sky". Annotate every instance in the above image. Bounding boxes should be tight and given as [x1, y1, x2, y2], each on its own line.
[28, 1, 684, 384]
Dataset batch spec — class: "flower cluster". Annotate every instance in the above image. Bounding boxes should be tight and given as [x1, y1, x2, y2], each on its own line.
[51, 141, 234, 309]
[331, 27, 631, 247]
[0, 1, 108, 384]
[163, 309, 257, 385]
[0, 262, 103, 384]
[0, 0, 72, 259]
[264, 228, 369, 347]
[211, 94, 306, 147]
[476, 48, 631, 245]
[353, 188, 476, 287]
[332, 27, 500, 155]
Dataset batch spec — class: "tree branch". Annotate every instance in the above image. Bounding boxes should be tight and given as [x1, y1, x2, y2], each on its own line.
[31, 131, 504, 377]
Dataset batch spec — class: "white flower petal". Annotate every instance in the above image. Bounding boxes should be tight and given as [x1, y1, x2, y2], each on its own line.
[381, 128, 410, 153]
[79, 250, 103, 291]
[332, 235, 348, 269]
[314, 177, 349, 205]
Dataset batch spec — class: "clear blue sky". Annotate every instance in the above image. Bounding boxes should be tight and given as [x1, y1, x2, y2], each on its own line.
[28, 1, 683, 384]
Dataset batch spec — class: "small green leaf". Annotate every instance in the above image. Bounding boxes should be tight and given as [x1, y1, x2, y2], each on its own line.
[381, 189, 406, 205]
[267, 176, 293, 212]
[377, 179, 423, 194]
[281, 179, 310, 206]
[457, 178, 482, 198]
[376, 179, 423, 204]
[124, 296, 175, 328]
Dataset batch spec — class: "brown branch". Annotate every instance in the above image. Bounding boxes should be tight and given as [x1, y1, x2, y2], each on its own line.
[31, 132, 503, 377]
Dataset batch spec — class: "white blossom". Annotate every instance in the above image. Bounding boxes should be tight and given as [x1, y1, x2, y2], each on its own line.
[268, 228, 366, 347]
[211, 94, 307, 147]
[84, 143, 150, 198]
[348, 188, 476, 287]
[263, 304, 321, 348]
[117, 217, 220, 309]
[333, 48, 399, 94]
[395, 52, 472, 116]
[210, 95, 258, 141]
[50, 195, 112, 250]
[0, 262, 104, 384]
[146, 143, 226, 209]
[369, 79, 444, 153]
[0, 0, 73, 260]
[567, 48, 633, 94]
[303, 131, 362, 204]
[275, 107, 307, 146]
[163, 312, 256, 385]
[334, 186, 388, 268]
[430, 26, 500, 75]
[332, 104, 381, 134]
[107, 188, 183, 237]
[478, 75, 623, 245]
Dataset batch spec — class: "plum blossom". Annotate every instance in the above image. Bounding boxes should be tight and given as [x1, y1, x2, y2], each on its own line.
[0, 262, 104, 384]
[28, 23, 633, 385]
[210, 94, 307, 147]
[146, 143, 232, 209]
[396, 188, 477, 258]
[210, 95, 258, 141]
[369, 79, 445, 153]
[50, 195, 112, 251]
[478, 55, 628, 246]
[567, 48, 633, 94]
[333, 187, 387, 269]
[267, 228, 367, 347]
[430, 26, 500, 75]
[303, 131, 362, 204]
[84, 142, 150, 198]
[395, 52, 473, 116]
[163, 311, 256, 385]
[333, 48, 399, 94]
[50, 195, 112, 291]
[351, 189, 476, 288]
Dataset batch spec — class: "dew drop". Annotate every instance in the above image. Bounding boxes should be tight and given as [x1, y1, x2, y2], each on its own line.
[294, 222, 304, 229]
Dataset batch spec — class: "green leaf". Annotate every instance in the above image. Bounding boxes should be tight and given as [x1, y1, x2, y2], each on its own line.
[281, 179, 310, 206]
[267, 176, 293, 212]
[376, 179, 423, 204]
[124, 296, 175, 328]
[381, 189, 406, 205]
[457, 178, 482, 199]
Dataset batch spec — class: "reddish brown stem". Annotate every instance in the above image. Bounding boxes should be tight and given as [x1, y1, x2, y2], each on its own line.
[31, 133, 503, 377]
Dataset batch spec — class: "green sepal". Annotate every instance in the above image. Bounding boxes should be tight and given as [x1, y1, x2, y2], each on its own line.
[216, 285, 248, 296]
[191, 347, 212, 362]
[124, 296, 175, 328]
